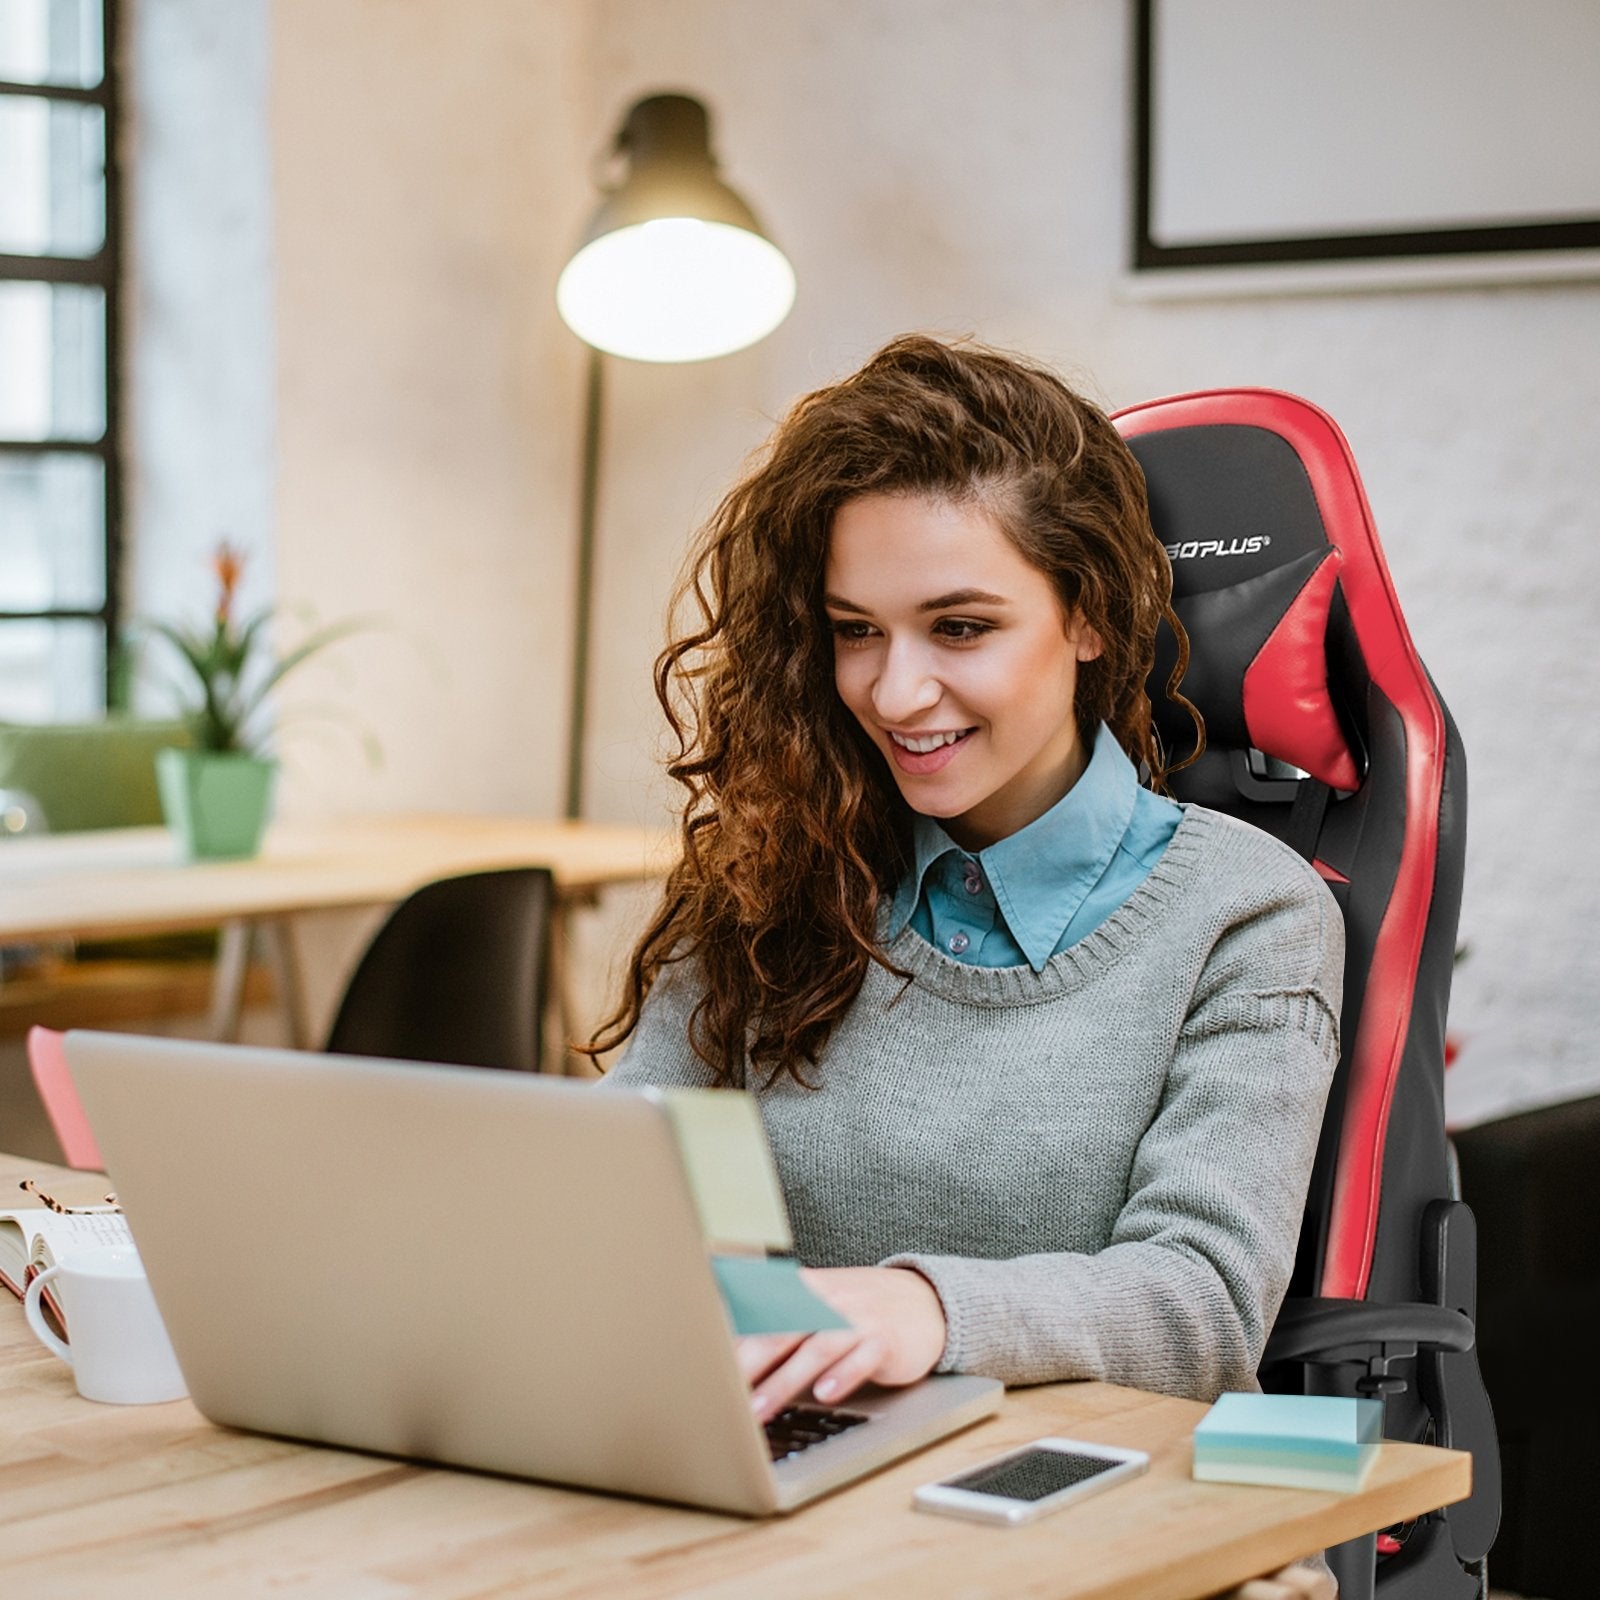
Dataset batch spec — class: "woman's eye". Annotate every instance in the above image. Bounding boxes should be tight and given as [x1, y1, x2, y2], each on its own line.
[934, 617, 993, 642]
[830, 619, 876, 645]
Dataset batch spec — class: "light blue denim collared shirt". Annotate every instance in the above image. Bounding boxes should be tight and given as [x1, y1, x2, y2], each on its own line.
[885, 723, 1183, 972]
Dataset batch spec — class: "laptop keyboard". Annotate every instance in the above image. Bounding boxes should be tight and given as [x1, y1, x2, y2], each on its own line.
[764, 1404, 870, 1462]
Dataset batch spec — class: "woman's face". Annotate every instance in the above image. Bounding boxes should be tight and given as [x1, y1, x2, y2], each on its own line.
[824, 491, 1101, 851]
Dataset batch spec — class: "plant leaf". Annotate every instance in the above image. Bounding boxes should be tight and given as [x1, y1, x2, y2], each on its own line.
[232, 618, 376, 735]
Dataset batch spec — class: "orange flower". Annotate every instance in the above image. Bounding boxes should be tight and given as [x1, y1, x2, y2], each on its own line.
[213, 541, 245, 628]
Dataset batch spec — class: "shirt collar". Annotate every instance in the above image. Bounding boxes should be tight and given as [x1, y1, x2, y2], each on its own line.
[886, 723, 1139, 970]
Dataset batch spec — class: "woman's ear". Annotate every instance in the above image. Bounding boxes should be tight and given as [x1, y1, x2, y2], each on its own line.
[1071, 616, 1105, 663]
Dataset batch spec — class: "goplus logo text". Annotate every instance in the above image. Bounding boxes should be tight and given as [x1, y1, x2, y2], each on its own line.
[1164, 535, 1272, 561]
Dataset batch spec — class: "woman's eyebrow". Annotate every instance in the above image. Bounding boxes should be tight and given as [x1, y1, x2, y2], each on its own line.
[918, 588, 1010, 611]
[823, 588, 1011, 614]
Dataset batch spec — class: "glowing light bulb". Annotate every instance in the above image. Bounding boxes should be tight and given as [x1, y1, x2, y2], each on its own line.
[557, 217, 796, 363]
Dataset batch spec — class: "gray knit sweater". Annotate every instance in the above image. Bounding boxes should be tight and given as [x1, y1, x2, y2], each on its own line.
[604, 806, 1344, 1401]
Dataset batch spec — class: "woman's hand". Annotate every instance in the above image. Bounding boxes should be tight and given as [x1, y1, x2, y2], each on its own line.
[1212, 1564, 1336, 1600]
[738, 1265, 947, 1421]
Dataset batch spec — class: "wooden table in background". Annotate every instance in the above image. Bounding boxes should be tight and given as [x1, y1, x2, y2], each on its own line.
[0, 815, 675, 1063]
[0, 1151, 1471, 1600]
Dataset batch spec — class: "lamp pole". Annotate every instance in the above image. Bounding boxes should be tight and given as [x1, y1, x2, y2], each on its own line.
[564, 346, 604, 821]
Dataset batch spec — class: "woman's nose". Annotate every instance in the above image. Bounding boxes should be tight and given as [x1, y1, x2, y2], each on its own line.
[871, 640, 941, 722]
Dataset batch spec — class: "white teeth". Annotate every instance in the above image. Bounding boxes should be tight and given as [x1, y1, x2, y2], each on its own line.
[890, 730, 967, 754]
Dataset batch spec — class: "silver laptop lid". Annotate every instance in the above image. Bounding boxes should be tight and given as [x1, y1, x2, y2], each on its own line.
[64, 1032, 780, 1513]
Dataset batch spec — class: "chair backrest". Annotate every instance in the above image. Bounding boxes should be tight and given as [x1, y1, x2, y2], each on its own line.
[324, 868, 556, 1072]
[1113, 390, 1466, 1313]
[27, 1025, 106, 1170]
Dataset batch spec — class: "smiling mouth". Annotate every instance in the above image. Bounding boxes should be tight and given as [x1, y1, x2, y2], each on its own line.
[887, 729, 974, 754]
[883, 728, 977, 777]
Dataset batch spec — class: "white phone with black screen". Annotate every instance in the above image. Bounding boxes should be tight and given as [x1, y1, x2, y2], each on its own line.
[913, 1436, 1150, 1526]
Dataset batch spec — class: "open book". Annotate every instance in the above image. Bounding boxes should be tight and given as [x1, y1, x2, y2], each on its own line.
[0, 1205, 133, 1329]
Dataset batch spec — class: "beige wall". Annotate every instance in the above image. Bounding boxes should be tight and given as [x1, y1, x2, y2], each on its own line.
[268, 0, 594, 819]
[134, 0, 1600, 1120]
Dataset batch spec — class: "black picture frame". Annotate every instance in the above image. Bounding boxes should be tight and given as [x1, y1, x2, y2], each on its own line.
[1131, 0, 1600, 274]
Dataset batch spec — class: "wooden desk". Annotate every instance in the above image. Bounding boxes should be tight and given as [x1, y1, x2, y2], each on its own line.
[0, 1154, 1470, 1600]
[0, 814, 675, 1060]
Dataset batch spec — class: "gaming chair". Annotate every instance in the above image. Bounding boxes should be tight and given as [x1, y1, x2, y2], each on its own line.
[1114, 391, 1500, 1600]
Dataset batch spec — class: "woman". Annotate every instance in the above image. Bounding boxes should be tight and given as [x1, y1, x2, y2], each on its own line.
[596, 333, 1342, 1447]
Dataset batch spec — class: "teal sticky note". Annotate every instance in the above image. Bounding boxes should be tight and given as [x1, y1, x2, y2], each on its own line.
[651, 1088, 793, 1253]
[710, 1255, 851, 1336]
[1193, 1392, 1383, 1492]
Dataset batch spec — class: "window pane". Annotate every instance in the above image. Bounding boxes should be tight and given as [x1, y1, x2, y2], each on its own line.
[0, 452, 105, 608]
[0, 95, 106, 256]
[0, 281, 105, 440]
[0, 0, 103, 89]
[0, 618, 102, 721]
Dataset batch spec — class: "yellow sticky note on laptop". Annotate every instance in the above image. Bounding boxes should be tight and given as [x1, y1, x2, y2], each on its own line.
[650, 1088, 792, 1253]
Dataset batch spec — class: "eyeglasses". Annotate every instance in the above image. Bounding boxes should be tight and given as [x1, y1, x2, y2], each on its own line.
[18, 1178, 119, 1215]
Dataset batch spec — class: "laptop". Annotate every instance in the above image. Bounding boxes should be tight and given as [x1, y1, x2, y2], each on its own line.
[63, 1031, 1001, 1515]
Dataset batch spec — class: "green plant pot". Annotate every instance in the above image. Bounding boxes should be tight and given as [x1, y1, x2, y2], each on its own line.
[155, 748, 277, 861]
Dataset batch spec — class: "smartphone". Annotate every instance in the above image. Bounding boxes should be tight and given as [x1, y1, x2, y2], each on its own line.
[913, 1436, 1150, 1526]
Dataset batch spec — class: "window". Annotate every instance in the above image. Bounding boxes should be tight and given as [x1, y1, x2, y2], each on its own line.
[0, 0, 119, 721]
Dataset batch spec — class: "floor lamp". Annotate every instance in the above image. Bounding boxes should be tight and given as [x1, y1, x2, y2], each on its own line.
[555, 93, 796, 819]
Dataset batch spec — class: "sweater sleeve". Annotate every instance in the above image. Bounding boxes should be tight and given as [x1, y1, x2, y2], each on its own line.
[884, 869, 1344, 1400]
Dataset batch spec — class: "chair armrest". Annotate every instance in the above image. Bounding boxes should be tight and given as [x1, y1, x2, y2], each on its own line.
[1264, 1296, 1475, 1367]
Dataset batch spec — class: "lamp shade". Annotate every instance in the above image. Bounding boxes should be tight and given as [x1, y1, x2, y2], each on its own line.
[557, 95, 795, 363]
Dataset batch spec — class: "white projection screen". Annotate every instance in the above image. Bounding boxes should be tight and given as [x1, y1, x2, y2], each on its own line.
[1134, 0, 1600, 274]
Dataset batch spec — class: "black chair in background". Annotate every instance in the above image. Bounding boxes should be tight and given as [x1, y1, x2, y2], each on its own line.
[1116, 390, 1499, 1600]
[1453, 1094, 1600, 1600]
[324, 868, 556, 1072]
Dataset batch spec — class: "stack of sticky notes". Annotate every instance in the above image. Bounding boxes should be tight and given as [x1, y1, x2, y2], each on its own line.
[1193, 1393, 1383, 1492]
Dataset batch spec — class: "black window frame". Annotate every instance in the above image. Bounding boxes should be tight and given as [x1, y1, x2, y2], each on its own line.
[0, 0, 123, 715]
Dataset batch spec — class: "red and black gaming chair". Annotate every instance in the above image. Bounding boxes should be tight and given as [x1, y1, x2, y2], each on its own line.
[1114, 391, 1500, 1600]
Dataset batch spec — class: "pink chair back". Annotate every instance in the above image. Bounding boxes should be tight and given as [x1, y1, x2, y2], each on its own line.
[26, 1027, 105, 1171]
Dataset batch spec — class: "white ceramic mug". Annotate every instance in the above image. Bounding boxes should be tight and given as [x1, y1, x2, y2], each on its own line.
[23, 1244, 188, 1404]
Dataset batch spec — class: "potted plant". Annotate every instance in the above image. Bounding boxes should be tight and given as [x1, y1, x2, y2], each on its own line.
[145, 542, 364, 861]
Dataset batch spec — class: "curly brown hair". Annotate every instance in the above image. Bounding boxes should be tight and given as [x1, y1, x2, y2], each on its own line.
[588, 334, 1201, 1087]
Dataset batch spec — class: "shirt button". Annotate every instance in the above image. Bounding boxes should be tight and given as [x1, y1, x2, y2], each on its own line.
[963, 868, 983, 895]
[948, 931, 970, 955]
